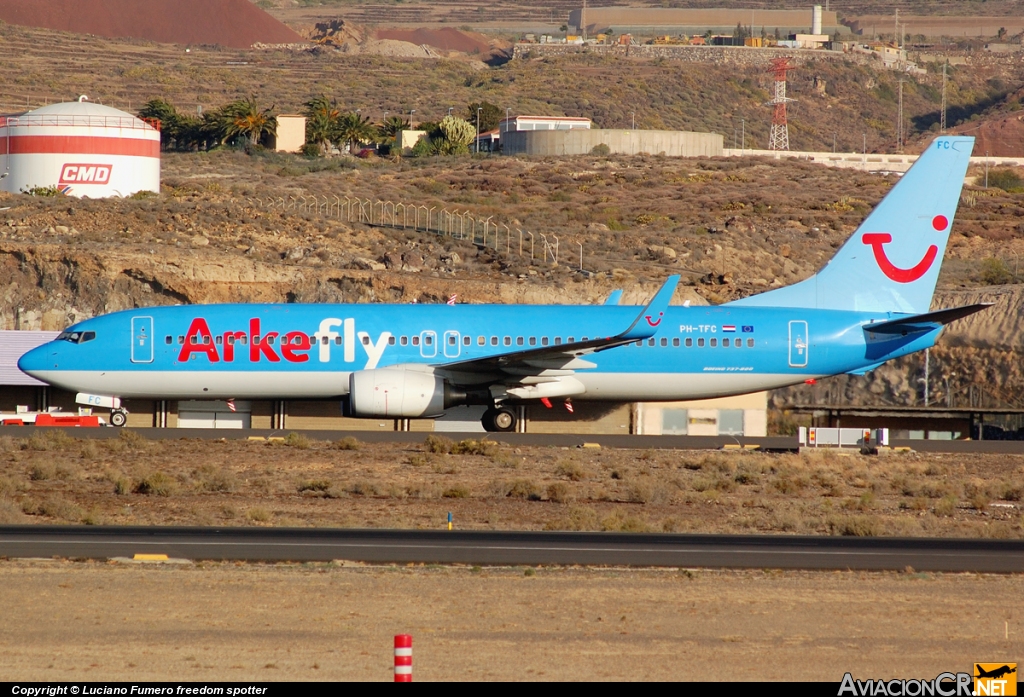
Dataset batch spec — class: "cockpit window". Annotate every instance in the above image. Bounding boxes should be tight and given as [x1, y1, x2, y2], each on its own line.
[56, 330, 96, 344]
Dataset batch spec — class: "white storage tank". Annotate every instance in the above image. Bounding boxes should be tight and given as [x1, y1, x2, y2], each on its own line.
[812, 5, 823, 35]
[0, 98, 160, 198]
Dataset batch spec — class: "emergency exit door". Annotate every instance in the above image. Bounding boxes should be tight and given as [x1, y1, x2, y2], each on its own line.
[788, 320, 808, 368]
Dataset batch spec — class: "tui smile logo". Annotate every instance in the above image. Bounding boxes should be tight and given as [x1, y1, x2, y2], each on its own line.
[645, 312, 663, 327]
[861, 215, 949, 284]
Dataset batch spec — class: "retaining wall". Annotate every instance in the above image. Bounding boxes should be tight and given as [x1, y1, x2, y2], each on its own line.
[505, 129, 723, 157]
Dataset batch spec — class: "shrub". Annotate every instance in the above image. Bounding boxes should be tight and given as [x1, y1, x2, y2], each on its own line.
[987, 168, 1024, 192]
[933, 494, 959, 517]
[297, 479, 332, 493]
[284, 432, 311, 449]
[424, 435, 454, 454]
[507, 479, 541, 500]
[554, 461, 586, 481]
[826, 515, 879, 536]
[442, 484, 471, 499]
[547, 482, 571, 503]
[334, 436, 361, 450]
[246, 507, 271, 523]
[133, 471, 177, 496]
[451, 438, 499, 456]
[112, 476, 132, 495]
[348, 481, 379, 497]
[980, 257, 1013, 285]
[28, 463, 55, 481]
[590, 143, 611, 156]
[195, 465, 236, 493]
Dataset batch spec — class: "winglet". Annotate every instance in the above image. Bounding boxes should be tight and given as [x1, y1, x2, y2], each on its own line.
[619, 275, 680, 340]
[603, 290, 624, 306]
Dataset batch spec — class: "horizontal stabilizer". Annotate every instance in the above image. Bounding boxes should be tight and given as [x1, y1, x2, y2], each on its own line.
[603, 290, 623, 305]
[864, 303, 992, 335]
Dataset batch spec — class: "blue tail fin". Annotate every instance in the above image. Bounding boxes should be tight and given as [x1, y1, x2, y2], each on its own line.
[729, 136, 975, 313]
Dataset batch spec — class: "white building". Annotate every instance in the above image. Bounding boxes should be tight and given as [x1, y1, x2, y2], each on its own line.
[0, 98, 160, 198]
[499, 115, 593, 137]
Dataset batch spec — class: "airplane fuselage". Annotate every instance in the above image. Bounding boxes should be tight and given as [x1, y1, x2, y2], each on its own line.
[20, 302, 938, 402]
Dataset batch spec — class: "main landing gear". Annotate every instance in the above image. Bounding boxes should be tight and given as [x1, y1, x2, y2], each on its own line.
[109, 408, 128, 427]
[481, 406, 517, 433]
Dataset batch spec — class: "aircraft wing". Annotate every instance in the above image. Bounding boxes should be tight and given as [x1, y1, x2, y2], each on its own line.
[434, 275, 679, 379]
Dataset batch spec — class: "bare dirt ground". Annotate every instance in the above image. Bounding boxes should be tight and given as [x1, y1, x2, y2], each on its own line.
[2, 558, 1021, 681]
[1, 431, 1022, 538]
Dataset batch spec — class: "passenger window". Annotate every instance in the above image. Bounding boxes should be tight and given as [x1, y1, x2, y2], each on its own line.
[541, 337, 549, 346]
[516, 337, 524, 346]
[635, 340, 642, 347]
[710, 338, 717, 347]
[412, 336, 420, 346]
[360, 336, 369, 345]
[697, 338, 705, 347]
[240, 336, 248, 345]
[490, 336, 498, 346]
[448, 335, 456, 345]
[267, 336, 275, 345]
[660, 338, 668, 347]
[554, 337, 562, 345]
[165, 336, 172, 344]
[204, 336, 212, 345]
[320, 336, 328, 345]
[503, 336, 511, 346]
[190, 335, 198, 345]
[529, 337, 537, 346]
[227, 336, 236, 345]
[334, 336, 342, 345]
[463, 336, 471, 346]
[735, 340, 742, 349]
[425, 335, 433, 346]
[567, 337, 574, 343]
[215, 336, 223, 345]
[747, 338, 754, 347]
[389, 336, 396, 346]
[478, 336, 486, 346]
[648, 338, 655, 346]
[723, 338, 730, 347]
[582, 336, 588, 341]
[673, 338, 680, 347]
[400, 336, 408, 346]
[685, 338, 692, 347]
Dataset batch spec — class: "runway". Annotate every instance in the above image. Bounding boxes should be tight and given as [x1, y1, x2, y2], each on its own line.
[2, 526, 1022, 572]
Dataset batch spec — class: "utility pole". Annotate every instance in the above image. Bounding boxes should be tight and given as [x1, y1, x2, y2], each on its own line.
[897, 78, 904, 153]
[924, 348, 930, 407]
[741, 118, 745, 151]
[940, 60, 947, 133]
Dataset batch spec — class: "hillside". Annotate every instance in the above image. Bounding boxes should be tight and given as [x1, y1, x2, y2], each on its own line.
[0, 22, 1020, 154]
[0, 0, 302, 48]
[1, 150, 1023, 407]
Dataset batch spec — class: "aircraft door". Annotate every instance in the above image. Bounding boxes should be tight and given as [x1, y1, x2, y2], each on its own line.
[420, 330, 437, 358]
[788, 320, 808, 368]
[131, 316, 154, 363]
[443, 331, 460, 358]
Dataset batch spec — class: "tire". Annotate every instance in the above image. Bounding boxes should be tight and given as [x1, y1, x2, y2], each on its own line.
[110, 410, 127, 427]
[481, 409, 497, 432]
[491, 407, 517, 433]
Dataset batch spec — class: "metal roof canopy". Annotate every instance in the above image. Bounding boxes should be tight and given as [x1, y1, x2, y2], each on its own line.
[0, 330, 57, 386]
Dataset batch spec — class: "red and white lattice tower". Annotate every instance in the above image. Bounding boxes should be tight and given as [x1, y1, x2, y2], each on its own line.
[766, 57, 796, 151]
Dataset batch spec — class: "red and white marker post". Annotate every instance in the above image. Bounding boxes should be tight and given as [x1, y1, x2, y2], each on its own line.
[394, 634, 412, 682]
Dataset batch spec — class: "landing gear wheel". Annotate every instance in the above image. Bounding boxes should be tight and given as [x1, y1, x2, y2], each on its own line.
[110, 409, 128, 427]
[482, 407, 517, 433]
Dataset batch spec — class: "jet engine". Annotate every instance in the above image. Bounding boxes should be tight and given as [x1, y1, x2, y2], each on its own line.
[348, 369, 463, 418]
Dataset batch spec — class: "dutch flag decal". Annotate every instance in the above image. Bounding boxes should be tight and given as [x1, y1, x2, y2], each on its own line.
[722, 325, 736, 332]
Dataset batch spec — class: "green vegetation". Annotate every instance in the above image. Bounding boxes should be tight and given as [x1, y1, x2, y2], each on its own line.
[987, 168, 1024, 192]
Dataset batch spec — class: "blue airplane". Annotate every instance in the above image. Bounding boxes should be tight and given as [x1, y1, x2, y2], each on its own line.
[18, 136, 986, 431]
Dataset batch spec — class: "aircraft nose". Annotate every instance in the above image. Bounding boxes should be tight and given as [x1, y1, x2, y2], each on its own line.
[17, 344, 54, 377]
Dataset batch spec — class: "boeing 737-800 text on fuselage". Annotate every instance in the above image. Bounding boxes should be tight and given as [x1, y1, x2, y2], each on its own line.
[18, 136, 987, 431]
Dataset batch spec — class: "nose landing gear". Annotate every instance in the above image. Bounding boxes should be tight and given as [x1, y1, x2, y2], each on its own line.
[481, 406, 517, 432]
[109, 408, 128, 427]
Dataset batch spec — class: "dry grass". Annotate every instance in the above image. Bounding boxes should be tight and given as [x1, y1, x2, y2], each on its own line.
[0, 435, 1020, 537]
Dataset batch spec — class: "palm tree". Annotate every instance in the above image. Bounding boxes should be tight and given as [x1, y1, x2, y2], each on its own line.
[304, 94, 341, 155]
[221, 96, 277, 146]
[335, 112, 378, 155]
[137, 98, 181, 149]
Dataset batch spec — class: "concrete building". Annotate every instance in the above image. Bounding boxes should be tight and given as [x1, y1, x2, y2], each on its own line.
[568, 7, 840, 37]
[498, 115, 592, 136]
[397, 129, 427, 152]
[271, 114, 306, 153]
[503, 128, 723, 158]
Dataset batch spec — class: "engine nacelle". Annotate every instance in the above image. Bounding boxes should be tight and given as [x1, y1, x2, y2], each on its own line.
[348, 369, 449, 418]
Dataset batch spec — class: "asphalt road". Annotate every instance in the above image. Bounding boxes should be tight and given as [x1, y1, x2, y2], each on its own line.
[2, 526, 1023, 572]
